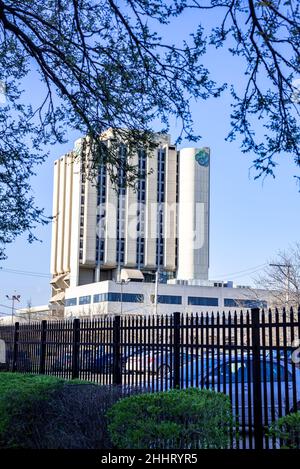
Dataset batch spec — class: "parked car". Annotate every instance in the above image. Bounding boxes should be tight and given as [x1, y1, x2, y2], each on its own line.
[126, 349, 198, 375]
[138, 351, 300, 424]
[266, 349, 300, 368]
[51, 345, 135, 373]
[6, 350, 32, 372]
[170, 355, 300, 425]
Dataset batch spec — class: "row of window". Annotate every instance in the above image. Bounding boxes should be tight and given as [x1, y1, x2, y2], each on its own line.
[96, 142, 108, 264]
[79, 175, 85, 262]
[156, 148, 165, 267]
[116, 145, 127, 265]
[65, 295, 266, 308]
[136, 149, 147, 267]
[65, 293, 144, 307]
[96, 163, 107, 264]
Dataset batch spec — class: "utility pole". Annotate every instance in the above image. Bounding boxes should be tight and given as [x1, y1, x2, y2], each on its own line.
[6, 293, 21, 325]
[154, 269, 159, 314]
[269, 263, 291, 307]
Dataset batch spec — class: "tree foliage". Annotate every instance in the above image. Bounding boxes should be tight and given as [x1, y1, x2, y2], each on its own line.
[191, 0, 300, 180]
[0, 0, 220, 258]
[0, 0, 299, 257]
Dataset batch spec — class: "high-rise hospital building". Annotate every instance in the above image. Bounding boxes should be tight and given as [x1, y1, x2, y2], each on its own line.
[49, 129, 269, 316]
[50, 130, 210, 306]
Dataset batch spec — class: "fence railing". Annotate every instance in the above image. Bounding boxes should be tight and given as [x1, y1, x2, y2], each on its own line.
[0, 307, 300, 449]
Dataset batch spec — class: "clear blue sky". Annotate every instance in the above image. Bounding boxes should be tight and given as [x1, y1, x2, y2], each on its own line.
[0, 7, 299, 314]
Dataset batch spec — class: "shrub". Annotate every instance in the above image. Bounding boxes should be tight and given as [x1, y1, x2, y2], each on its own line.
[268, 412, 300, 449]
[4, 383, 129, 448]
[0, 372, 140, 449]
[107, 388, 234, 449]
[0, 372, 67, 441]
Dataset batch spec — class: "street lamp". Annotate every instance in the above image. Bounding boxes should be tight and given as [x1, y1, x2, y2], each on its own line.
[116, 278, 130, 315]
[6, 293, 21, 325]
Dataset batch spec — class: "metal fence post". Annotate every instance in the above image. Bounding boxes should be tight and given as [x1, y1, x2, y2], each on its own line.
[173, 312, 181, 388]
[72, 318, 80, 379]
[113, 315, 122, 386]
[39, 320, 47, 375]
[251, 307, 263, 450]
[12, 322, 20, 372]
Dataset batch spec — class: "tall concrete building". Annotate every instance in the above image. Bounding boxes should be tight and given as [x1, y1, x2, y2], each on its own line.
[177, 147, 210, 281]
[49, 130, 210, 306]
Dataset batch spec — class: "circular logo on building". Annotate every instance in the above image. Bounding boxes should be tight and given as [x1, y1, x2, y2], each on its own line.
[195, 149, 209, 167]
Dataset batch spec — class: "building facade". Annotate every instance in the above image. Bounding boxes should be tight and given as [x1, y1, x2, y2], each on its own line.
[50, 130, 211, 307]
[63, 280, 269, 318]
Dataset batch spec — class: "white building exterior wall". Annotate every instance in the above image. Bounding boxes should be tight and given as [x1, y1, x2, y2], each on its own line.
[177, 147, 210, 281]
[51, 153, 76, 277]
[50, 160, 60, 275]
[69, 155, 81, 288]
[64, 281, 270, 318]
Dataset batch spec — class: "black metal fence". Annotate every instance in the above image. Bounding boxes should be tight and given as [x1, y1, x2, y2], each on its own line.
[0, 307, 300, 449]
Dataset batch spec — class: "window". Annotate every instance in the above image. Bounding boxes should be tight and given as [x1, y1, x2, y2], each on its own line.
[188, 297, 218, 307]
[94, 292, 144, 303]
[65, 298, 77, 307]
[108, 293, 121, 302]
[157, 295, 182, 305]
[224, 299, 267, 308]
[212, 362, 248, 384]
[122, 293, 144, 303]
[94, 293, 106, 303]
[212, 360, 293, 384]
[79, 295, 91, 305]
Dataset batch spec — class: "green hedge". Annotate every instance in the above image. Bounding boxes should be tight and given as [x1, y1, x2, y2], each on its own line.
[0, 372, 67, 438]
[0, 372, 141, 449]
[268, 412, 300, 449]
[0, 372, 93, 448]
[107, 388, 234, 449]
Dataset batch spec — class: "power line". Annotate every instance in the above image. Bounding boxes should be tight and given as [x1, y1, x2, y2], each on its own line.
[226, 267, 266, 281]
[0, 266, 76, 280]
[214, 263, 268, 279]
[0, 310, 26, 319]
[0, 303, 24, 313]
[0, 267, 50, 278]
